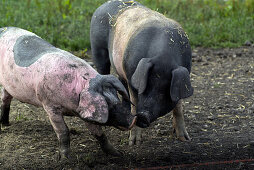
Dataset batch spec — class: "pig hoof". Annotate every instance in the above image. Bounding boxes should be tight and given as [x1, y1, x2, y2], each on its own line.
[172, 128, 191, 141]
[129, 140, 134, 146]
[57, 153, 69, 161]
[179, 136, 187, 141]
[128, 138, 141, 146]
[128, 136, 136, 146]
[56, 150, 70, 161]
[179, 131, 191, 141]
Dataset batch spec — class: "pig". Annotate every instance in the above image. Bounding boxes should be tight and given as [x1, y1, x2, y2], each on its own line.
[90, 0, 194, 145]
[0, 27, 136, 159]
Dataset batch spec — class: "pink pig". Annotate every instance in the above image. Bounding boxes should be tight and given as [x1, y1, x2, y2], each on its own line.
[0, 27, 136, 159]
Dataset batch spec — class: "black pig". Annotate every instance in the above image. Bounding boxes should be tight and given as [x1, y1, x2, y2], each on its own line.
[90, 0, 193, 145]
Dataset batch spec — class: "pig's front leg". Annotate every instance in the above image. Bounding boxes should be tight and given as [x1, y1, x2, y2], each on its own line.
[43, 104, 70, 160]
[129, 122, 142, 146]
[128, 87, 141, 146]
[172, 99, 190, 141]
[85, 122, 121, 156]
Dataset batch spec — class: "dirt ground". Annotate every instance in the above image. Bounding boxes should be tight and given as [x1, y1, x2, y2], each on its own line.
[0, 45, 254, 169]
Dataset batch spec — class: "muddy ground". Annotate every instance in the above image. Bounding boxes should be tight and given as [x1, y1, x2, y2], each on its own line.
[0, 45, 254, 169]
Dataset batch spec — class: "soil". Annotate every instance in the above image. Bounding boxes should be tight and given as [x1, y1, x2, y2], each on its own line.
[0, 45, 254, 170]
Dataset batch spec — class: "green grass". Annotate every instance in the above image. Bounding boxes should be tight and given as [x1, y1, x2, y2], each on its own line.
[0, 0, 253, 51]
[141, 0, 254, 48]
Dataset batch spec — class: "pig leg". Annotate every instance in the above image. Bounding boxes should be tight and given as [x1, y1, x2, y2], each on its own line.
[92, 47, 111, 75]
[43, 104, 70, 160]
[0, 88, 13, 127]
[172, 100, 190, 141]
[128, 87, 141, 146]
[85, 122, 122, 156]
[129, 126, 142, 146]
[85, 122, 121, 156]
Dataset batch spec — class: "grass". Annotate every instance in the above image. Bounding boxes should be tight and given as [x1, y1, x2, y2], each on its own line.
[142, 0, 254, 48]
[0, 0, 253, 51]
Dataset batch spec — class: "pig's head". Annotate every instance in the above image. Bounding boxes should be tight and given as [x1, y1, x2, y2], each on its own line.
[77, 75, 136, 131]
[131, 58, 193, 128]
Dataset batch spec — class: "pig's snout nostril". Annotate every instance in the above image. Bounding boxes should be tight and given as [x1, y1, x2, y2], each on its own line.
[136, 112, 150, 128]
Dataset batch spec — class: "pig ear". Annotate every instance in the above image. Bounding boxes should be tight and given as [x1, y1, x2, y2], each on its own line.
[77, 90, 109, 124]
[101, 75, 129, 104]
[104, 75, 129, 100]
[170, 66, 194, 102]
[131, 58, 153, 94]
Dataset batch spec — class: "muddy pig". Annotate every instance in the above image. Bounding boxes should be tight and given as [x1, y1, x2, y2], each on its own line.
[0, 27, 136, 159]
[90, 0, 194, 145]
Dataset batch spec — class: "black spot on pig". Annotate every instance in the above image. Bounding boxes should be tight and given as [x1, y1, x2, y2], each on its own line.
[13, 35, 59, 67]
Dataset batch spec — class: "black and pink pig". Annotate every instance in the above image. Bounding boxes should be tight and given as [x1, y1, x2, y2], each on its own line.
[0, 27, 136, 159]
[90, 0, 194, 145]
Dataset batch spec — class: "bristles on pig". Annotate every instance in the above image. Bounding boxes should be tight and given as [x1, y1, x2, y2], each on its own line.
[0, 27, 136, 159]
[90, 0, 193, 145]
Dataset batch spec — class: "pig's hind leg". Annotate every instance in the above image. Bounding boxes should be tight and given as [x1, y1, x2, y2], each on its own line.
[92, 47, 111, 75]
[85, 122, 122, 156]
[0, 88, 13, 126]
[90, 15, 111, 75]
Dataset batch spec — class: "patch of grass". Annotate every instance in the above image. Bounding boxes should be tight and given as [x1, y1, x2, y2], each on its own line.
[140, 0, 254, 48]
[0, 0, 253, 51]
[0, 0, 105, 51]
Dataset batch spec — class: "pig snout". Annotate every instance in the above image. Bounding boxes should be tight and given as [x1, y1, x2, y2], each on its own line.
[106, 104, 137, 131]
[136, 111, 151, 128]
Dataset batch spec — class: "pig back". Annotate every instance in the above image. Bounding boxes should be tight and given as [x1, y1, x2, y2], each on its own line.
[0, 27, 97, 109]
[111, 6, 181, 80]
